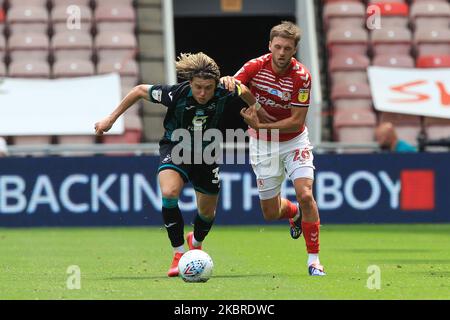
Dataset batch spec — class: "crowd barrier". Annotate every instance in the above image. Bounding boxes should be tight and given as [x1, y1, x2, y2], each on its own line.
[0, 153, 448, 227]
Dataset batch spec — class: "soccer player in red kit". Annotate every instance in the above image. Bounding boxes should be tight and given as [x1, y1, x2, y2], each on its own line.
[222, 21, 325, 276]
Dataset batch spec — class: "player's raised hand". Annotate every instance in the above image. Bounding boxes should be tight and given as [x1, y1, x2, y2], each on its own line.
[94, 116, 114, 136]
[220, 76, 241, 92]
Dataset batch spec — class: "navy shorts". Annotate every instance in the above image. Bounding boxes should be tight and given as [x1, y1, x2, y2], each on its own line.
[158, 142, 220, 195]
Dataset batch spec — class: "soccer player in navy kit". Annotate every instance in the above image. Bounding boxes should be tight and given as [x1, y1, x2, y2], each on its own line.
[95, 52, 257, 277]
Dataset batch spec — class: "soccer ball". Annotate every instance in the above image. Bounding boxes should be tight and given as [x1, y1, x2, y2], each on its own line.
[178, 249, 214, 283]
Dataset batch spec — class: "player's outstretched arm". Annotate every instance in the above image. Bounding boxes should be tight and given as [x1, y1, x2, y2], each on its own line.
[94, 84, 151, 136]
[238, 83, 257, 107]
[220, 76, 240, 92]
[221, 76, 276, 123]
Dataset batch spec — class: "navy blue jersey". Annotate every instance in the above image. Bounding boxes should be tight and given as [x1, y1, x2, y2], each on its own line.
[148, 81, 242, 145]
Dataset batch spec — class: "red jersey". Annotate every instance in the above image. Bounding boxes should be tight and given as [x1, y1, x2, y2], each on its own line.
[234, 53, 312, 141]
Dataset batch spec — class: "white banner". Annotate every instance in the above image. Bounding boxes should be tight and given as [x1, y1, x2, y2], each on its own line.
[0, 73, 124, 135]
[368, 66, 450, 119]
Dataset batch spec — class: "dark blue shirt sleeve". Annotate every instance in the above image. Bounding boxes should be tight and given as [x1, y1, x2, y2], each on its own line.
[148, 84, 178, 108]
[217, 83, 242, 102]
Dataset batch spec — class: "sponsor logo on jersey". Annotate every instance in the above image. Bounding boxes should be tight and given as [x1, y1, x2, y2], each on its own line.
[162, 154, 172, 164]
[254, 83, 293, 102]
[207, 103, 216, 110]
[270, 88, 280, 96]
[256, 94, 290, 109]
[282, 91, 291, 101]
[152, 89, 162, 102]
[298, 89, 309, 103]
[190, 115, 209, 131]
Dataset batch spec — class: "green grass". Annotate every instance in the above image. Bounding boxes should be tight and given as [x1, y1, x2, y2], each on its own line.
[0, 224, 449, 300]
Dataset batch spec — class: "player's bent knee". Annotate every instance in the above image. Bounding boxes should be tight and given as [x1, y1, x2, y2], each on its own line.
[160, 187, 181, 199]
[261, 207, 280, 221]
[260, 196, 281, 221]
[297, 190, 315, 206]
[198, 206, 216, 218]
[201, 211, 216, 221]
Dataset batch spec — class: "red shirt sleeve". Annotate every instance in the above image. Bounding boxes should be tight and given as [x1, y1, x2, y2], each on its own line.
[233, 58, 263, 86]
[291, 67, 312, 108]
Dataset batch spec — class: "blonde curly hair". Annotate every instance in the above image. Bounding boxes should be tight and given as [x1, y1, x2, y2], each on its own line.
[175, 52, 220, 84]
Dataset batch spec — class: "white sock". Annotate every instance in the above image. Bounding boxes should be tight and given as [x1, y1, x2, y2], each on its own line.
[292, 212, 300, 222]
[307, 254, 320, 266]
[174, 245, 185, 254]
[192, 235, 202, 247]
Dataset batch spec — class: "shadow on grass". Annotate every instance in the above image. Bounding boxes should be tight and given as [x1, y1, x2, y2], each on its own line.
[369, 259, 450, 264]
[101, 273, 275, 281]
[100, 276, 168, 281]
[414, 271, 450, 277]
[213, 274, 275, 279]
[324, 225, 450, 235]
[341, 249, 434, 254]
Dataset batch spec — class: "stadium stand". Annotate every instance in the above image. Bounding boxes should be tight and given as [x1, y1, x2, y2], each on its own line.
[94, 31, 137, 62]
[0, 34, 5, 62]
[51, 31, 93, 61]
[424, 116, 450, 141]
[323, 0, 450, 151]
[52, 58, 95, 77]
[371, 27, 413, 56]
[94, 4, 136, 33]
[372, 2, 409, 28]
[0, 4, 4, 35]
[50, 0, 90, 6]
[331, 82, 373, 112]
[2, 0, 448, 155]
[410, 1, 450, 30]
[379, 112, 422, 147]
[7, 32, 49, 62]
[50, 4, 93, 34]
[97, 58, 139, 88]
[334, 108, 377, 144]
[372, 54, 415, 67]
[8, 60, 50, 77]
[6, 5, 49, 34]
[416, 54, 450, 67]
[1, 0, 144, 155]
[329, 53, 370, 84]
[0, 59, 5, 76]
[327, 27, 369, 56]
[323, 1, 366, 30]
[414, 27, 450, 57]
[7, 0, 47, 8]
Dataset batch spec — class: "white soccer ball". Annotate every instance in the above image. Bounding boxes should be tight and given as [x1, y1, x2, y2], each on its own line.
[178, 249, 214, 283]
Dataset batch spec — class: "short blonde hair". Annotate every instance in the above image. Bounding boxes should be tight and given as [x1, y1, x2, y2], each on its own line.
[270, 21, 302, 46]
[175, 52, 220, 84]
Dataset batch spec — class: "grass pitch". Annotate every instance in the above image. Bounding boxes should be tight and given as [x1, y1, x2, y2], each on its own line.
[0, 224, 449, 300]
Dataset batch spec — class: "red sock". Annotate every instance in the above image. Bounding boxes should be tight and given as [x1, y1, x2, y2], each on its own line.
[302, 220, 320, 254]
[279, 200, 298, 220]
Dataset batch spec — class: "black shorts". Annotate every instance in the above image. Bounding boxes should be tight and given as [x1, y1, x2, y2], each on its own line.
[158, 142, 220, 195]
